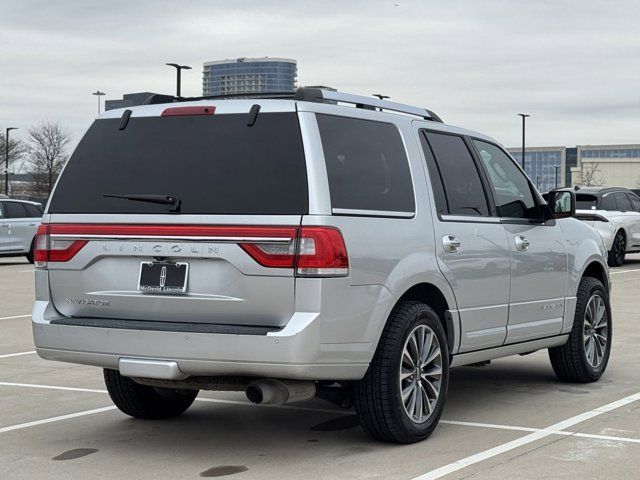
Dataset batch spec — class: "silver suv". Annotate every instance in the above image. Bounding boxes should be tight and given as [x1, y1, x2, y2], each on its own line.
[0, 198, 43, 263]
[32, 89, 612, 444]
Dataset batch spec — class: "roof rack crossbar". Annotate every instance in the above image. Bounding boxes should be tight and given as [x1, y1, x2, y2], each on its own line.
[294, 88, 443, 122]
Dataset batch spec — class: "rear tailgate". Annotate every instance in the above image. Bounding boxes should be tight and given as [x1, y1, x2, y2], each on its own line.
[43, 106, 308, 329]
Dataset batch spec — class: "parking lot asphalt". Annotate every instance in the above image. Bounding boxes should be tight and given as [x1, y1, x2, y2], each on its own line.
[1, 255, 639, 480]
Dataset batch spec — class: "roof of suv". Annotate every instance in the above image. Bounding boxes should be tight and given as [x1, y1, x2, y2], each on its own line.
[100, 88, 498, 146]
[576, 187, 636, 197]
[0, 198, 42, 206]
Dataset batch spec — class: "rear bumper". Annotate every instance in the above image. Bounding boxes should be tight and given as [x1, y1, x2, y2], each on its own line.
[31, 300, 372, 381]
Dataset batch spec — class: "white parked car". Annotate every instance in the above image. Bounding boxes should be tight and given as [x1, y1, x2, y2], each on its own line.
[574, 187, 640, 266]
[0, 199, 44, 263]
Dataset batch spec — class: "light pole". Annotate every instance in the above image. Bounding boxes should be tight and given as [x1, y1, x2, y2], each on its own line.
[517, 113, 530, 172]
[92, 90, 106, 115]
[166, 63, 192, 98]
[554, 165, 560, 188]
[4, 127, 18, 195]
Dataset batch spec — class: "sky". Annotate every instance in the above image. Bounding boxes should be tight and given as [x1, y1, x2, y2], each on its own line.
[1, 0, 639, 153]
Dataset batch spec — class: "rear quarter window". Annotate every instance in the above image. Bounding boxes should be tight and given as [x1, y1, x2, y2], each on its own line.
[316, 114, 415, 214]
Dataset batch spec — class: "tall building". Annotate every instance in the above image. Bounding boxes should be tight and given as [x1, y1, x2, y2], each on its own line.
[202, 57, 297, 97]
[105, 92, 160, 111]
[508, 147, 566, 192]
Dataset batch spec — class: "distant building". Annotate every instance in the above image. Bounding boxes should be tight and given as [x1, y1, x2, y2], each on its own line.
[105, 92, 160, 111]
[508, 146, 566, 192]
[202, 57, 297, 97]
[507, 144, 640, 191]
[571, 144, 640, 188]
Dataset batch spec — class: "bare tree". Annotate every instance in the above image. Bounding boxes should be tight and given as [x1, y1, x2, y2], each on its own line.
[26, 121, 71, 196]
[581, 162, 604, 187]
[0, 132, 28, 173]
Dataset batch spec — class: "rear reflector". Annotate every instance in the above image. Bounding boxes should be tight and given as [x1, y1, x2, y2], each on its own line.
[161, 106, 216, 116]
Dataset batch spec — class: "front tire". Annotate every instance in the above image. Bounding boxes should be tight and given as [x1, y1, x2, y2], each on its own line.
[607, 231, 626, 267]
[549, 277, 611, 382]
[354, 301, 449, 444]
[104, 369, 198, 419]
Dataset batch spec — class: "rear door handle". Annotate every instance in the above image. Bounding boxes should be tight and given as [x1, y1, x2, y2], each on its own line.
[0, 223, 9, 227]
[442, 235, 461, 253]
[515, 235, 530, 251]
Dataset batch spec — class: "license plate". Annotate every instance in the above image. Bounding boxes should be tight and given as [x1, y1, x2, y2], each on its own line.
[138, 262, 189, 294]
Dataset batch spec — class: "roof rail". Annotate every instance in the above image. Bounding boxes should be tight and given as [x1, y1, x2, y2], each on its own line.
[140, 88, 443, 122]
[294, 87, 443, 122]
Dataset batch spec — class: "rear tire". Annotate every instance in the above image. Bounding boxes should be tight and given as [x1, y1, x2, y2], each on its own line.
[25, 240, 35, 264]
[354, 301, 449, 444]
[549, 277, 611, 382]
[607, 231, 626, 267]
[103, 369, 198, 419]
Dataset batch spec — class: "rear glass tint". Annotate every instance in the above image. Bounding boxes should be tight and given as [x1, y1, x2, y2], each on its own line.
[576, 194, 598, 210]
[49, 113, 308, 215]
[316, 114, 415, 213]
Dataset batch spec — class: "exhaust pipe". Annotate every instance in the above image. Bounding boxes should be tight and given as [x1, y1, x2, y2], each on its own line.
[246, 379, 316, 405]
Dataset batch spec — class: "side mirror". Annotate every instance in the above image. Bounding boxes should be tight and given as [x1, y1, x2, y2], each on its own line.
[546, 189, 575, 219]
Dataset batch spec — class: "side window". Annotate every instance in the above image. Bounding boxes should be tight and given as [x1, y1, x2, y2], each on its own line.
[317, 114, 415, 213]
[628, 194, 640, 212]
[4, 202, 28, 219]
[600, 195, 617, 211]
[472, 140, 538, 219]
[24, 204, 43, 218]
[419, 133, 447, 215]
[424, 132, 489, 216]
[614, 193, 632, 212]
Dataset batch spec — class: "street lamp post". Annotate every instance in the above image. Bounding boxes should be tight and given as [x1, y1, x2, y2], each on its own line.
[92, 91, 106, 115]
[554, 165, 560, 188]
[165, 63, 192, 98]
[517, 113, 530, 172]
[4, 127, 18, 195]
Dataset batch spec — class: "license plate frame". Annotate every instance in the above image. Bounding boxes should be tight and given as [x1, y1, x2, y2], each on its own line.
[138, 262, 189, 294]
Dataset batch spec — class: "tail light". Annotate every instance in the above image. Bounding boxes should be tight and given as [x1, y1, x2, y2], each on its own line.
[34, 225, 88, 269]
[33, 223, 348, 277]
[240, 226, 348, 277]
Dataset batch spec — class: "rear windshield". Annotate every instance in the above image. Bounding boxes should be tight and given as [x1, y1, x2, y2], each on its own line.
[576, 194, 597, 210]
[49, 112, 308, 215]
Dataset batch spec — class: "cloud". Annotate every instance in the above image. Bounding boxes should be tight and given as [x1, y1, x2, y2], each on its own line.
[1, 0, 639, 150]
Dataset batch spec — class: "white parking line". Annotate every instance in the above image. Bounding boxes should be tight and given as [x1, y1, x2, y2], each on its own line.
[0, 314, 31, 321]
[610, 268, 640, 275]
[0, 382, 107, 394]
[0, 351, 36, 359]
[412, 391, 640, 480]
[1, 381, 639, 446]
[0, 406, 116, 434]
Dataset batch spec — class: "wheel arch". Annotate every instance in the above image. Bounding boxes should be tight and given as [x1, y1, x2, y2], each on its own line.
[394, 282, 456, 355]
[582, 260, 610, 292]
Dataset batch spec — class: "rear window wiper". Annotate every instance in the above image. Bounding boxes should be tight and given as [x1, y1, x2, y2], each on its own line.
[102, 194, 181, 212]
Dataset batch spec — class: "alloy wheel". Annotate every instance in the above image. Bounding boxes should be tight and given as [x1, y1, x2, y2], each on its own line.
[583, 294, 609, 368]
[399, 325, 443, 424]
[614, 235, 626, 265]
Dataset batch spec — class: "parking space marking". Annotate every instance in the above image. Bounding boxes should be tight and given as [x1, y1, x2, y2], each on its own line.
[412, 391, 640, 480]
[0, 381, 107, 393]
[0, 406, 116, 434]
[0, 314, 31, 321]
[0, 351, 36, 359]
[610, 268, 640, 275]
[1, 381, 639, 447]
